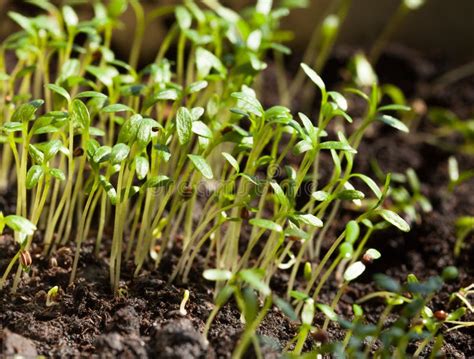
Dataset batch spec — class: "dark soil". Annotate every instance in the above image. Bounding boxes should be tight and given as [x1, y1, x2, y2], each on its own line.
[1, 47, 474, 358]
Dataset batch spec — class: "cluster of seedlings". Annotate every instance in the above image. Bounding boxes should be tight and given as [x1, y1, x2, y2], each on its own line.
[0, 0, 471, 357]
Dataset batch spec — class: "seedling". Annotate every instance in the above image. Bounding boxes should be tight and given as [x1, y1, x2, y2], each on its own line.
[179, 289, 190, 316]
[0, 1, 450, 357]
[46, 285, 60, 307]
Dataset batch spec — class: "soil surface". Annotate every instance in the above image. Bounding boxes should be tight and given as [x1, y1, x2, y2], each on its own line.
[1, 47, 474, 358]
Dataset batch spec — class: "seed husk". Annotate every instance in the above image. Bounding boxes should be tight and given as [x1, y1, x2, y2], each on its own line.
[434, 310, 448, 321]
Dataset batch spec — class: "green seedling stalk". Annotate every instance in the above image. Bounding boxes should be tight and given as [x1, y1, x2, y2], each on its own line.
[125, 191, 145, 261]
[43, 122, 75, 254]
[82, 187, 103, 248]
[286, 0, 351, 106]
[369, 1, 421, 65]
[60, 151, 87, 245]
[110, 159, 136, 293]
[222, 127, 274, 271]
[129, 0, 146, 69]
[176, 202, 241, 282]
[232, 295, 273, 359]
[95, 192, 107, 256]
[364, 303, 395, 356]
[0, 251, 20, 290]
[70, 181, 99, 285]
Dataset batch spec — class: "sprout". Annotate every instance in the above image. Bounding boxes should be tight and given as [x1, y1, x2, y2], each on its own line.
[46, 286, 60, 307]
[179, 289, 190, 316]
[19, 250, 32, 270]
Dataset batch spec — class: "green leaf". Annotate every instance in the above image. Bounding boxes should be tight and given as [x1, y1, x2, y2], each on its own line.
[137, 118, 156, 148]
[447, 307, 466, 321]
[75, 91, 108, 100]
[448, 156, 459, 182]
[4, 215, 36, 236]
[110, 143, 130, 164]
[12, 100, 44, 123]
[247, 30, 262, 51]
[99, 176, 117, 205]
[1, 122, 22, 132]
[144, 89, 180, 109]
[249, 218, 282, 232]
[343, 261, 366, 282]
[9, 12, 35, 35]
[187, 80, 208, 94]
[176, 107, 193, 145]
[351, 174, 382, 199]
[192, 121, 212, 138]
[28, 144, 44, 164]
[222, 152, 240, 172]
[239, 269, 271, 296]
[312, 191, 329, 201]
[374, 274, 401, 292]
[87, 65, 119, 87]
[215, 285, 235, 307]
[71, 99, 90, 129]
[118, 114, 142, 144]
[365, 248, 381, 259]
[196, 47, 226, 78]
[135, 156, 149, 180]
[49, 168, 66, 181]
[188, 154, 213, 179]
[298, 112, 315, 138]
[378, 104, 411, 112]
[108, 0, 128, 17]
[42, 139, 62, 161]
[146, 175, 172, 188]
[376, 115, 409, 133]
[26, 165, 44, 189]
[377, 209, 410, 232]
[328, 91, 348, 111]
[293, 140, 313, 155]
[59, 59, 80, 82]
[316, 303, 338, 321]
[319, 141, 356, 153]
[290, 290, 310, 301]
[231, 92, 264, 117]
[296, 213, 323, 227]
[301, 63, 325, 94]
[345, 220, 360, 244]
[93, 146, 112, 163]
[175, 5, 192, 30]
[335, 189, 365, 200]
[203, 269, 232, 281]
[47, 84, 71, 103]
[102, 103, 134, 113]
[274, 297, 298, 321]
[301, 298, 315, 325]
[154, 144, 171, 162]
[62, 5, 78, 27]
[339, 242, 354, 258]
[352, 53, 377, 87]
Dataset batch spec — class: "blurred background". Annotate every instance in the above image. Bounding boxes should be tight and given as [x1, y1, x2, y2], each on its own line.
[0, 0, 472, 65]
